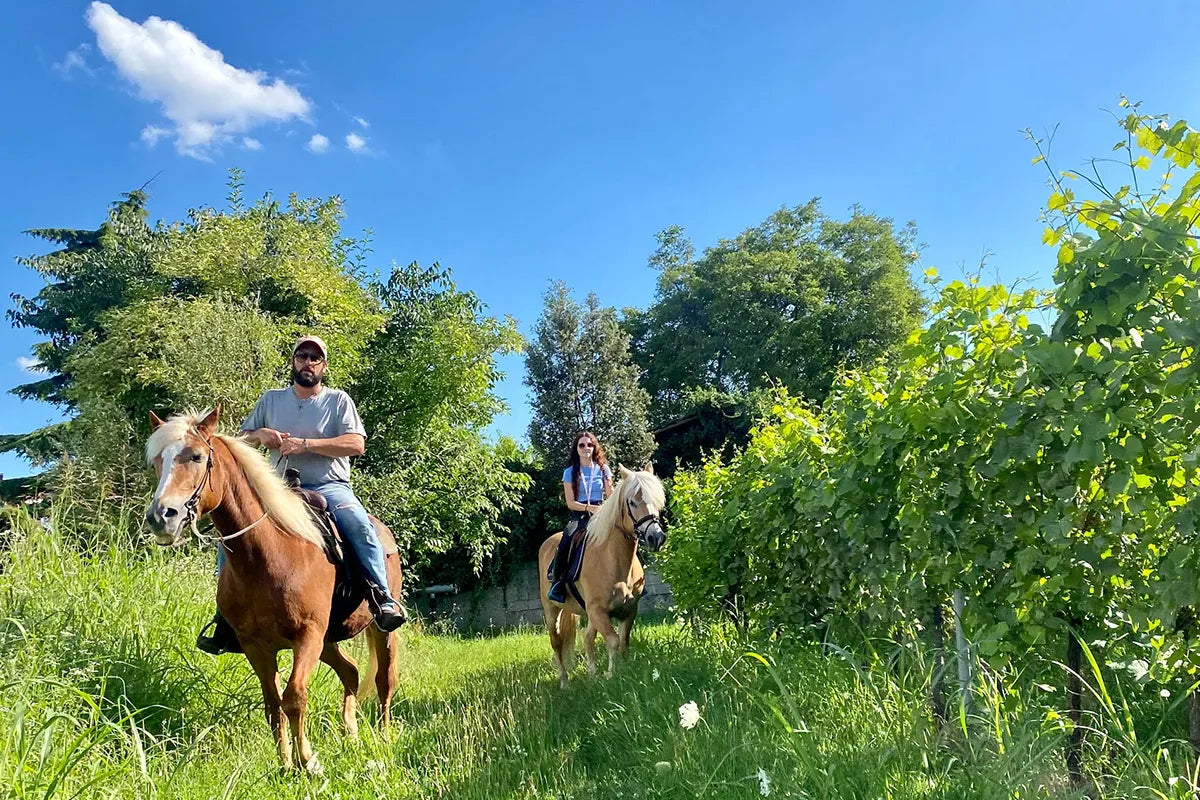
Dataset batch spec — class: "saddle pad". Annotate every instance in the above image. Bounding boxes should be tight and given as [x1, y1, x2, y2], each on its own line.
[564, 528, 589, 585]
[546, 522, 590, 606]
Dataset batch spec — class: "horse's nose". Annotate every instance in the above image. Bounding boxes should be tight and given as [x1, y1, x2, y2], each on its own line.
[647, 525, 666, 551]
[145, 501, 178, 530]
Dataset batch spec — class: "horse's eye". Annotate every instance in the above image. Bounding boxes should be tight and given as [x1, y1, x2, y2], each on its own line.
[191, 454, 203, 463]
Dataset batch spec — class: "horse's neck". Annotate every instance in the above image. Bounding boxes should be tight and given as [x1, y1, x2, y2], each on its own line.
[594, 526, 636, 578]
[208, 447, 273, 563]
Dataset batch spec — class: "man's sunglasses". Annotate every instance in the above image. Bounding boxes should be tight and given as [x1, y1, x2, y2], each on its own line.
[294, 352, 325, 363]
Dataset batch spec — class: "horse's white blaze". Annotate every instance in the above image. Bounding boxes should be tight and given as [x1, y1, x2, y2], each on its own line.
[153, 442, 183, 502]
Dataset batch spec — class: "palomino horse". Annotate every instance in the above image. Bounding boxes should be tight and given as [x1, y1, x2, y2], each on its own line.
[538, 464, 666, 688]
[144, 408, 402, 773]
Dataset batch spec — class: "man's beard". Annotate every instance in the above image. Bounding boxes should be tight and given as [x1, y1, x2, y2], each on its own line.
[292, 367, 322, 388]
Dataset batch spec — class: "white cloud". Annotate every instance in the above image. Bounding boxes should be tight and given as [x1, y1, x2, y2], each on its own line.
[353, 115, 369, 128]
[85, 2, 310, 158]
[306, 133, 329, 153]
[141, 124, 170, 146]
[242, 137, 262, 150]
[16, 357, 46, 374]
[346, 132, 368, 153]
[54, 44, 94, 78]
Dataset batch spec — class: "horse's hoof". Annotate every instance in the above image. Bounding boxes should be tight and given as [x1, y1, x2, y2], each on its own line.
[303, 755, 324, 776]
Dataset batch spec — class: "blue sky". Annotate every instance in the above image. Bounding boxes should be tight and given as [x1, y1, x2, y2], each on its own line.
[3, 1, 1200, 478]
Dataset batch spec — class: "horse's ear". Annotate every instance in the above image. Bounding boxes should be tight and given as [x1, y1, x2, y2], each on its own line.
[197, 406, 221, 438]
[618, 464, 633, 480]
[643, 460, 655, 475]
[149, 411, 166, 430]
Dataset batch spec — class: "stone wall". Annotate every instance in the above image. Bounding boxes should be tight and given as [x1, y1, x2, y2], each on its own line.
[418, 559, 673, 631]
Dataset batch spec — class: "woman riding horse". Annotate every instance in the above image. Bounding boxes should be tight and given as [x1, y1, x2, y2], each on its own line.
[538, 463, 666, 688]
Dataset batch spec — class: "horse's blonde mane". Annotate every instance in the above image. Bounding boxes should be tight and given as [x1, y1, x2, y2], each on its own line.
[586, 468, 666, 547]
[146, 411, 325, 549]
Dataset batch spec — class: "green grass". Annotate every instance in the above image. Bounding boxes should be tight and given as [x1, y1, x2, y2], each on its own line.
[2, 504, 1199, 799]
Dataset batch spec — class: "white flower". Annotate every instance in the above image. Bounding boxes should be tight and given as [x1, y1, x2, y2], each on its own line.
[757, 767, 771, 796]
[652, 668, 660, 681]
[1161, 688, 1171, 699]
[678, 700, 700, 729]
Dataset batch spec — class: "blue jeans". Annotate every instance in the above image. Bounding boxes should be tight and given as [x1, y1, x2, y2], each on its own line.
[216, 481, 395, 605]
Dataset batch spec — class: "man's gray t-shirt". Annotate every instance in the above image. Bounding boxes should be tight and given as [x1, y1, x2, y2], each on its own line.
[241, 387, 366, 486]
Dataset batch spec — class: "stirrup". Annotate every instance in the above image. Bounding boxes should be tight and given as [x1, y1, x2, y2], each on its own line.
[374, 601, 407, 633]
[196, 614, 241, 655]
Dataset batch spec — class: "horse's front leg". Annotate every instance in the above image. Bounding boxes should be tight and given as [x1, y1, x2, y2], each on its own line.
[283, 629, 326, 774]
[582, 615, 599, 677]
[618, 605, 638, 654]
[585, 607, 622, 677]
[243, 645, 291, 770]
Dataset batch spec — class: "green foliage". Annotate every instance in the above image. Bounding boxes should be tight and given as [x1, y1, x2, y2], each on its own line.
[629, 203, 926, 421]
[69, 295, 286, 452]
[354, 430, 529, 583]
[661, 104, 1200, 700]
[353, 261, 522, 469]
[420, 439, 565, 590]
[525, 281, 654, 469]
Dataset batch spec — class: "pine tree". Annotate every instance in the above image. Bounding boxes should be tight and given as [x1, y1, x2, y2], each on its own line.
[524, 281, 654, 471]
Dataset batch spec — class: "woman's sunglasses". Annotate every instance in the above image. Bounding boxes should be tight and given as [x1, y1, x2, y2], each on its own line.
[577, 441, 594, 449]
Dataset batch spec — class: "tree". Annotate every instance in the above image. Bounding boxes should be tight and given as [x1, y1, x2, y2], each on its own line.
[6, 174, 528, 583]
[6, 175, 381, 474]
[525, 281, 654, 470]
[628, 201, 926, 422]
[350, 261, 529, 578]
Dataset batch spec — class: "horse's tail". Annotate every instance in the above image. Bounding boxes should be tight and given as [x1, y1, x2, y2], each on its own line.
[557, 608, 577, 668]
[357, 633, 380, 702]
[556, 606, 577, 639]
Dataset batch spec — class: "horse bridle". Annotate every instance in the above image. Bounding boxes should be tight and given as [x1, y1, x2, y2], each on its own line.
[176, 434, 268, 548]
[180, 435, 215, 532]
[623, 496, 663, 545]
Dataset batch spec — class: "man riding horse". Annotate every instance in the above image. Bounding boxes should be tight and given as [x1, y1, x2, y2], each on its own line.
[196, 334, 407, 654]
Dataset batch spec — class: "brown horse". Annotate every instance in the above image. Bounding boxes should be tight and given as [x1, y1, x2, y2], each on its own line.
[144, 407, 402, 773]
[538, 464, 666, 688]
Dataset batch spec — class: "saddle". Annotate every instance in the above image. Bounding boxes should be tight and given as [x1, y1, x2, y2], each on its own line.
[284, 476, 345, 564]
[282, 469, 373, 631]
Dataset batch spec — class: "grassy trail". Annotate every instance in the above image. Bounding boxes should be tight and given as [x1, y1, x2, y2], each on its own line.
[1, 514, 1192, 799]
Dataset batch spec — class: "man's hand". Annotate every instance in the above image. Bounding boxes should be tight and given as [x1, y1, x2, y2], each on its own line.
[252, 428, 288, 450]
[279, 436, 308, 457]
